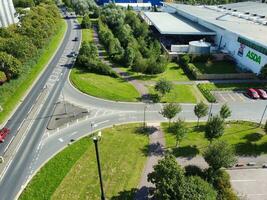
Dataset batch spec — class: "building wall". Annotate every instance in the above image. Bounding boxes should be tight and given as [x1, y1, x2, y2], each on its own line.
[0, 0, 18, 27]
[164, 3, 267, 74]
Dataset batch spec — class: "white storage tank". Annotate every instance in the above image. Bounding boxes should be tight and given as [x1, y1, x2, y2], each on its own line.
[188, 40, 211, 54]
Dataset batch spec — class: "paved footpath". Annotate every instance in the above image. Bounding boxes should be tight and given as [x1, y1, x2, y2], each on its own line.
[135, 123, 165, 200]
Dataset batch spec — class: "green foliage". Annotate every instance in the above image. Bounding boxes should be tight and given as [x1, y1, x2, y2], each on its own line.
[171, 119, 188, 147]
[76, 41, 117, 77]
[179, 54, 191, 67]
[205, 115, 225, 142]
[220, 104, 231, 120]
[197, 84, 217, 103]
[0, 52, 22, 80]
[194, 101, 209, 125]
[204, 141, 237, 171]
[81, 14, 91, 29]
[14, 0, 35, 8]
[148, 154, 217, 200]
[0, 71, 7, 85]
[123, 45, 135, 67]
[155, 78, 173, 97]
[62, 0, 99, 16]
[264, 120, 267, 134]
[259, 64, 267, 79]
[160, 103, 182, 126]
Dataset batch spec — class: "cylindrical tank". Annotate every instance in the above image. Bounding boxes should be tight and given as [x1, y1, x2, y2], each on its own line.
[188, 40, 211, 54]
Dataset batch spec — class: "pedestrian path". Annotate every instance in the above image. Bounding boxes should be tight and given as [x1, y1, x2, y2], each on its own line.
[135, 123, 165, 200]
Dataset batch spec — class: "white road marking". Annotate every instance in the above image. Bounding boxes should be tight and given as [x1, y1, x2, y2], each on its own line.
[95, 120, 110, 126]
[70, 131, 78, 136]
[219, 93, 227, 102]
[236, 93, 245, 102]
[58, 138, 64, 142]
[231, 179, 257, 182]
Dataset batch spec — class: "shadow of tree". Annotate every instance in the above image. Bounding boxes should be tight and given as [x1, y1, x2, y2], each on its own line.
[172, 145, 199, 157]
[192, 124, 206, 132]
[243, 132, 263, 142]
[235, 141, 267, 156]
[110, 188, 138, 200]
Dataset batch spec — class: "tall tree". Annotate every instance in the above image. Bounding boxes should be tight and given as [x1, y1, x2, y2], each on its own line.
[204, 140, 237, 171]
[220, 104, 231, 120]
[155, 79, 173, 97]
[205, 115, 225, 143]
[160, 103, 182, 127]
[194, 102, 209, 126]
[81, 14, 91, 29]
[171, 119, 188, 147]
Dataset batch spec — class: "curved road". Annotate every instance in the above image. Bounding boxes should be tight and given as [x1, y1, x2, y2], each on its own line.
[1, 9, 267, 199]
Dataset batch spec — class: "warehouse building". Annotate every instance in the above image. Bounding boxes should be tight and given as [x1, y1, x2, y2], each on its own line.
[144, 1, 267, 74]
[0, 0, 18, 27]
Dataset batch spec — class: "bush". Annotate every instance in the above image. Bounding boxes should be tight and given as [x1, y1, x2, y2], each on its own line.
[184, 165, 204, 178]
[0, 71, 7, 85]
[179, 54, 191, 67]
[81, 14, 91, 29]
[187, 63, 202, 77]
[197, 84, 216, 103]
[191, 54, 212, 63]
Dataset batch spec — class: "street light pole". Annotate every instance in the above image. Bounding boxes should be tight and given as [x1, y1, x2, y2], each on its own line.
[62, 91, 67, 114]
[93, 135, 105, 200]
[208, 103, 213, 121]
[143, 104, 147, 128]
[259, 104, 267, 127]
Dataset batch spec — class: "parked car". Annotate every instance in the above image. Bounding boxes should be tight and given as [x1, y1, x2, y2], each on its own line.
[235, 163, 245, 167]
[247, 162, 256, 166]
[0, 128, 10, 143]
[247, 88, 260, 99]
[262, 163, 267, 168]
[255, 89, 267, 99]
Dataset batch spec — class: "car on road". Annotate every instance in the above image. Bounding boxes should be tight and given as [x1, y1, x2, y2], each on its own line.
[68, 51, 77, 58]
[255, 89, 267, 99]
[0, 128, 10, 142]
[247, 88, 260, 99]
[262, 163, 267, 168]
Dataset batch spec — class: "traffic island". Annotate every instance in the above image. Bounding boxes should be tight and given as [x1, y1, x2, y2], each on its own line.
[47, 101, 89, 130]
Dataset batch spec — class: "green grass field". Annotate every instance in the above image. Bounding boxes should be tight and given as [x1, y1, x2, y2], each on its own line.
[77, 16, 94, 43]
[119, 62, 190, 82]
[70, 68, 140, 102]
[149, 84, 199, 103]
[0, 19, 67, 124]
[191, 60, 237, 74]
[19, 124, 149, 200]
[162, 121, 267, 157]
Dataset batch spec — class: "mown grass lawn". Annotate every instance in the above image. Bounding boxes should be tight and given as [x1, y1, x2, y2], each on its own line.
[0, 19, 67, 124]
[149, 84, 198, 103]
[70, 68, 140, 102]
[77, 16, 94, 43]
[162, 121, 267, 157]
[119, 62, 190, 82]
[19, 124, 149, 200]
[191, 60, 237, 74]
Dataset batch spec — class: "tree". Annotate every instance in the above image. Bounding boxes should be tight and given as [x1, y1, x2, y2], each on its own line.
[194, 102, 209, 126]
[183, 176, 217, 200]
[265, 120, 267, 134]
[155, 79, 173, 97]
[171, 119, 188, 147]
[220, 104, 231, 120]
[81, 14, 91, 29]
[259, 64, 267, 79]
[123, 45, 135, 67]
[147, 154, 185, 200]
[205, 115, 225, 142]
[0, 52, 22, 80]
[204, 141, 237, 171]
[160, 103, 182, 127]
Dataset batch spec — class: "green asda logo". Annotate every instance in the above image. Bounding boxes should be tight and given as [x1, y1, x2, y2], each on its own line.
[246, 50, 261, 64]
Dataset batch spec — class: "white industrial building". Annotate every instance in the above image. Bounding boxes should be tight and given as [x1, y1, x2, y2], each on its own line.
[144, 1, 267, 74]
[0, 0, 18, 27]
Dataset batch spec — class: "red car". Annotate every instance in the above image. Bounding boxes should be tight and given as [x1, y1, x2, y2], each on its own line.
[256, 89, 267, 99]
[247, 88, 260, 99]
[0, 128, 10, 143]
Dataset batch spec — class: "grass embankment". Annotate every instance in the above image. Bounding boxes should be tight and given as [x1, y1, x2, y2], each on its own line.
[119, 62, 190, 82]
[149, 85, 199, 103]
[162, 121, 267, 157]
[20, 124, 149, 200]
[0, 19, 67, 124]
[191, 60, 237, 74]
[70, 68, 140, 102]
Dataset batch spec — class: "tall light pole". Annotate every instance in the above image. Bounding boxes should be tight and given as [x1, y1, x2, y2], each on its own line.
[259, 104, 267, 127]
[93, 132, 105, 200]
[143, 104, 147, 128]
[208, 102, 213, 121]
[62, 91, 67, 114]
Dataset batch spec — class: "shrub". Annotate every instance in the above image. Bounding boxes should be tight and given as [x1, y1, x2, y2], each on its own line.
[81, 14, 91, 29]
[191, 54, 212, 63]
[179, 54, 191, 67]
[197, 84, 216, 103]
[0, 71, 7, 85]
[184, 165, 204, 178]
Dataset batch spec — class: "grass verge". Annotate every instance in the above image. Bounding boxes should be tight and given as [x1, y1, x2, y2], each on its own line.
[191, 60, 237, 74]
[70, 67, 140, 102]
[0, 19, 67, 124]
[20, 124, 149, 200]
[162, 121, 267, 157]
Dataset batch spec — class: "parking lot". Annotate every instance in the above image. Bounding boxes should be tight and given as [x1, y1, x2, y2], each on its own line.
[212, 91, 267, 103]
[228, 168, 267, 200]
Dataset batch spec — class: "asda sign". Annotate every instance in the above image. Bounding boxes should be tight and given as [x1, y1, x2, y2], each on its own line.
[246, 50, 261, 64]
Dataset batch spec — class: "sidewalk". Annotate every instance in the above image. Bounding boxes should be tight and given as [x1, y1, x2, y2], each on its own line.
[135, 123, 165, 200]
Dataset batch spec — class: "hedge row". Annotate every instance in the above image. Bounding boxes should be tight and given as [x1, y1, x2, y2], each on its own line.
[197, 84, 216, 103]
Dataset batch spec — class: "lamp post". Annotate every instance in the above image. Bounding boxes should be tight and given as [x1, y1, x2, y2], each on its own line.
[208, 102, 213, 121]
[93, 131, 105, 200]
[143, 104, 148, 128]
[259, 104, 267, 127]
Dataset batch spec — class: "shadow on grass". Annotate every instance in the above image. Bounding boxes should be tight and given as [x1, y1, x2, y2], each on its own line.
[110, 188, 138, 200]
[243, 132, 263, 142]
[172, 145, 199, 157]
[235, 142, 267, 156]
[192, 124, 206, 132]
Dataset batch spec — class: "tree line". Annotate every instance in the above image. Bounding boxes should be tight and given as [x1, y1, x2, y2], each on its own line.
[98, 4, 168, 75]
[0, 0, 61, 83]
